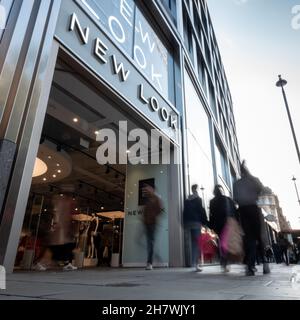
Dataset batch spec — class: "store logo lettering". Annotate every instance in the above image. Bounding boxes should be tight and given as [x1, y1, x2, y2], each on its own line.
[80, 0, 164, 91]
[69, 13, 177, 131]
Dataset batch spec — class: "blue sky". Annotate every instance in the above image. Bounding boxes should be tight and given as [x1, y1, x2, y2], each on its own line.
[207, 0, 300, 228]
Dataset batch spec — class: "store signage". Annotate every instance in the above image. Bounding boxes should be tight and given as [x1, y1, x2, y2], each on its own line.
[77, 0, 169, 96]
[55, 0, 179, 142]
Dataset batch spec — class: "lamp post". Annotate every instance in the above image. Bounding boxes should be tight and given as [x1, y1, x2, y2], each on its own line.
[292, 176, 300, 206]
[276, 75, 300, 166]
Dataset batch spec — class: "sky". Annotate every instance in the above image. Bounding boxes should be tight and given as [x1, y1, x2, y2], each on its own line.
[207, 0, 300, 228]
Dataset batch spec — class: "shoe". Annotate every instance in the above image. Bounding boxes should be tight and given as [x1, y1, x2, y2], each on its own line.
[145, 263, 153, 270]
[245, 269, 255, 276]
[63, 263, 77, 271]
[253, 267, 258, 272]
[33, 263, 47, 271]
[222, 266, 230, 273]
[195, 265, 202, 272]
[263, 263, 270, 274]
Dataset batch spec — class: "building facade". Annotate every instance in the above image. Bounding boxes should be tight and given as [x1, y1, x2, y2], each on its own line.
[0, 0, 240, 272]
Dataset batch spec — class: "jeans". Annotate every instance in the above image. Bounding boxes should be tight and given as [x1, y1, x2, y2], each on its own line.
[145, 224, 156, 264]
[185, 223, 201, 267]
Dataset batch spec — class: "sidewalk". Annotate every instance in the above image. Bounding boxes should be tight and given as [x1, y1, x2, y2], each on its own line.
[0, 264, 299, 300]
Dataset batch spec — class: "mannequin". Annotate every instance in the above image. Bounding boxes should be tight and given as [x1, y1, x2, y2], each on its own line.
[87, 214, 99, 259]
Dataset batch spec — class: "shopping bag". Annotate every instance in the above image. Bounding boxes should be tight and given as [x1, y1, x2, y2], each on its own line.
[220, 217, 244, 262]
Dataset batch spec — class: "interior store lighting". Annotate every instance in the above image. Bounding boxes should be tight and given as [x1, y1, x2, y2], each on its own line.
[32, 158, 47, 177]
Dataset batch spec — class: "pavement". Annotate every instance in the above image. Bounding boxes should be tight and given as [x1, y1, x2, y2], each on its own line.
[0, 263, 300, 300]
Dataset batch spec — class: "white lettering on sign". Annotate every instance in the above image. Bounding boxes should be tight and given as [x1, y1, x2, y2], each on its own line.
[135, 20, 155, 53]
[70, 13, 90, 44]
[78, 0, 168, 96]
[120, 0, 133, 27]
[134, 45, 147, 69]
[111, 54, 130, 82]
[68, 12, 178, 132]
[94, 37, 108, 64]
[151, 64, 163, 91]
[108, 15, 126, 43]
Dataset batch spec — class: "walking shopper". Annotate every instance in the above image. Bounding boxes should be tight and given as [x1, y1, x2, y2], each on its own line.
[209, 184, 238, 272]
[142, 183, 163, 270]
[233, 161, 270, 276]
[183, 184, 208, 272]
[278, 233, 290, 266]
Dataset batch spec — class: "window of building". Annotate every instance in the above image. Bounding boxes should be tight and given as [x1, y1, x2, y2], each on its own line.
[215, 139, 230, 186]
[184, 69, 214, 209]
[208, 80, 217, 118]
[183, 9, 194, 64]
[159, 0, 177, 24]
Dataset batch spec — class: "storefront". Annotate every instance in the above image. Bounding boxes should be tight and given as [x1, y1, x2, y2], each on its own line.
[0, 0, 184, 272]
[0, 0, 242, 273]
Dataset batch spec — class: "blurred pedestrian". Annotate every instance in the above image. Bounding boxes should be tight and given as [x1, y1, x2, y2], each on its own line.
[142, 183, 163, 270]
[209, 184, 238, 272]
[47, 187, 78, 271]
[278, 233, 290, 266]
[233, 161, 270, 276]
[272, 241, 281, 264]
[183, 184, 208, 272]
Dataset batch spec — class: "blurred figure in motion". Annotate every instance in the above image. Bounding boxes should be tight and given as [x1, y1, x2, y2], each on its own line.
[47, 187, 77, 271]
[272, 241, 282, 264]
[183, 184, 208, 272]
[142, 183, 163, 270]
[209, 184, 238, 272]
[278, 233, 290, 266]
[199, 227, 217, 264]
[233, 161, 270, 276]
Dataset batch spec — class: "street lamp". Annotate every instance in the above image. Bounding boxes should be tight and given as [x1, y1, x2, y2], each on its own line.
[276, 75, 300, 166]
[292, 176, 300, 206]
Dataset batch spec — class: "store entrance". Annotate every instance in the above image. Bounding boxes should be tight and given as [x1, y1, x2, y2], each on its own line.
[15, 57, 146, 271]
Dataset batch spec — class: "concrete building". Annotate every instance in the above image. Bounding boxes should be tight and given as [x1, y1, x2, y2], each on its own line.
[0, 0, 240, 272]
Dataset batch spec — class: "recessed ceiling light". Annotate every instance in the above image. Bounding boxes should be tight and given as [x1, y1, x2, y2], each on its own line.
[44, 209, 47, 212]
[56, 163, 60, 167]
[101, 206, 104, 210]
[75, 208, 78, 211]
[73, 117, 79, 123]
[52, 174, 56, 178]
[160, 171, 164, 174]
[57, 169, 61, 173]
[48, 155, 52, 159]
[43, 177, 47, 181]
[60, 193, 64, 197]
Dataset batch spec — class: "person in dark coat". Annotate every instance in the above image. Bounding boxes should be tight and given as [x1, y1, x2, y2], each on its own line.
[209, 184, 238, 272]
[233, 161, 270, 276]
[142, 183, 163, 270]
[272, 241, 281, 264]
[278, 233, 290, 266]
[183, 184, 208, 272]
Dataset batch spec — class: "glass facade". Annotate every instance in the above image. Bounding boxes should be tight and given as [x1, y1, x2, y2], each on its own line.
[0, 0, 241, 271]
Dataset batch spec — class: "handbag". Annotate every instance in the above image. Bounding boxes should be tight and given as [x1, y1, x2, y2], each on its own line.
[220, 199, 244, 262]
